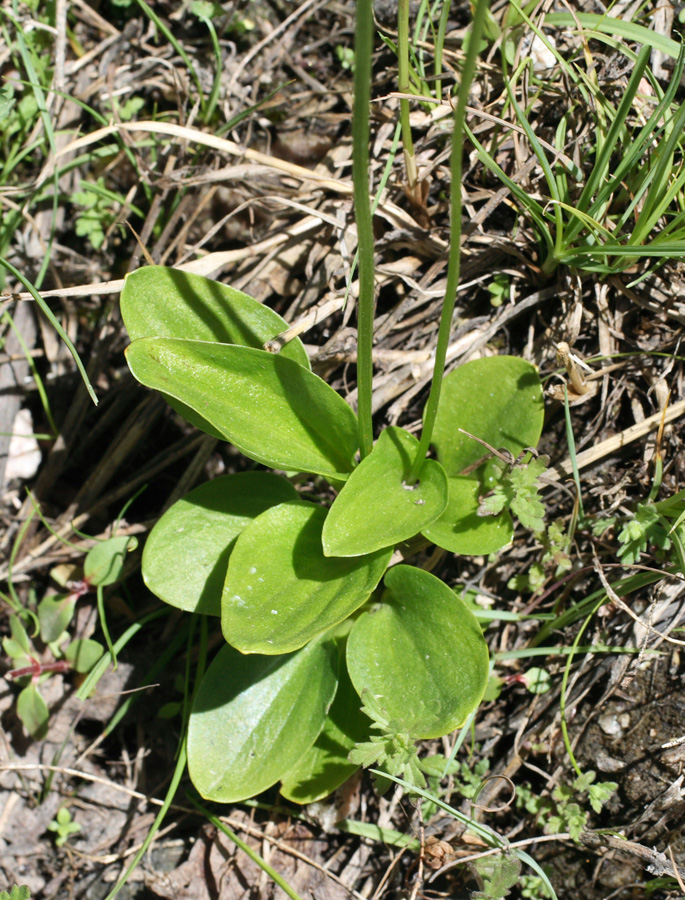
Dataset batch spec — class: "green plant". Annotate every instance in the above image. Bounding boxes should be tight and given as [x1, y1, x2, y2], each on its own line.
[47, 806, 82, 847]
[472, 853, 522, 900]
[120, 267, 544, 803]
[71, 177, 143, 251]
[468, 15, 685, 278]
[519, 872, 552, 900]
[0, 887, 31, 900]
[3, 533, 136, 739]
[516, 771, 617, 843]
[117, 0, 546, 805]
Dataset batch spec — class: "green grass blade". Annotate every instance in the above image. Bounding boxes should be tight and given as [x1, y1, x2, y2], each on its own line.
[2, 311, 57, 436]
[131, 0, 205, 111]
[76, 608, 168, 701]
[0, 258, 98, 406]
[465, 125, 554, 250]
[567, 45, 650, 232]
[188, 795, 305, 900]
[545, 12, 682, 58]
[104, 740, 188, 900]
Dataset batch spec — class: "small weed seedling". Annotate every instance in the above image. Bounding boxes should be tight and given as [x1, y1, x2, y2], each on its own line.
[516, 771, 618, 843]
[3, 533, 136, 739]
[0, 887, 31, 900]
[116, 0, 546, 806]
[47, 806, 82, 847]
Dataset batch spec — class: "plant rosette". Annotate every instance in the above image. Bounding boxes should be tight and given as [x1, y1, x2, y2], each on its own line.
[121, 265, 544, 803]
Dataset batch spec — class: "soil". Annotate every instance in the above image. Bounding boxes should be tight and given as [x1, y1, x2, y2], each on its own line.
[1, 1, 685, 899]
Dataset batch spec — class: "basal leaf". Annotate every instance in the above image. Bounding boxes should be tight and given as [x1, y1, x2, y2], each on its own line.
[121, 266, 310, 368]
[422, 476, 513, 555]
[280, 657, 368, 804]
[322, 427, 448, 557]
[121, 267, 311, 440]
[432, 356, 544, 480]
[188, 640, 338, 802]
[125, 338, 358, 479]
[347, 565, 489, 739]
[223, 502, 391, 654]
[143, 473, 299, 615]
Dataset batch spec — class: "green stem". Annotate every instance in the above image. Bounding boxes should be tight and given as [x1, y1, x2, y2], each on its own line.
[352, 0, 375, 459]
[433, 0, 452, 100]
[397, 0, 417, 191]
[408, 0, 489, 482]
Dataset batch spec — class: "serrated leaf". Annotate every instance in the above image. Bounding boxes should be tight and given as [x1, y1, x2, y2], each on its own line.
[346, 565, 489, 739]
[143, 472, 299, 615]
[432, 356, 544, 480]
[38, 594, 78, 644]
[188, 640, 338, 802]
[588, 781, 617, 813]
[0, 887, 32, 900]
[17, 682, 49, 740]
[322, 427, 448, 557]
[423, 476, 513, 555]
[280, 659, 368, 803]
[125, 338, 358, 479]
[472, 853, 521, 900]
[84, 536, 138, 587]
[223, 502, 391, 654]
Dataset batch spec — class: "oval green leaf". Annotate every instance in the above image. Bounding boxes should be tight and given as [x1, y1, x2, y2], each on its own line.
[38, 593, 78, 644]
[322, 427, 448, 557]
[125, 338, 359, 479]
[432, 356, 544, 477]
[84, 536, 138, 587]
[422, 476, 513, 555]
[65, 638, 105, 673]
[346, 565, 489, 739]
[280, 657, 368, 804]
[17, 682, 49, 740]
[121, 266, 310, 368]
[223, 502, 391, 654]
[188, 640, 338, 802]
[143, 473, 299, 616]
